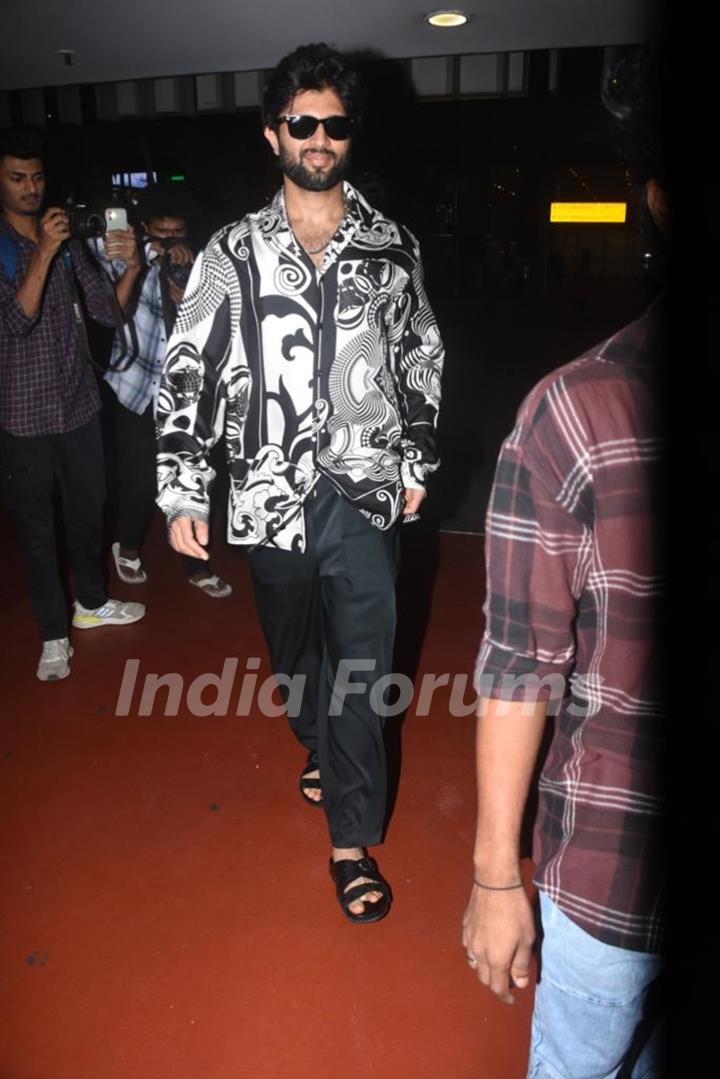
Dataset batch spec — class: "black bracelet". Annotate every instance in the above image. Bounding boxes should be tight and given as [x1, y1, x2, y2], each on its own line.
[473, 878, 523, 891]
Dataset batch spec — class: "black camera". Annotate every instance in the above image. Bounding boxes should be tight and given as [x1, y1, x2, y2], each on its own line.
[66, 202, 128, 240]
[66, 203, 106, 240]
[156, 237, 192, 290]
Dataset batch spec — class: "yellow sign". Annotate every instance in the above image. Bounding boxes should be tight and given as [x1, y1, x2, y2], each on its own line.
[550, 202, 627, 224]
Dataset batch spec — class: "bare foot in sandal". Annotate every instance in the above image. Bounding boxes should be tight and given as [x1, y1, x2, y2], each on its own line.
[330, 848, 391, 921]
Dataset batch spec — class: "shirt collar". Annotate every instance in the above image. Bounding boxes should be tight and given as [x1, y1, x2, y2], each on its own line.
[261, 181, 380, 267]
[597, 293, 666, 370]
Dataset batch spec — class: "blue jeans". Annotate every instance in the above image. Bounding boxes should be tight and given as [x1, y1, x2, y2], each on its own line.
[528, 892, 664, 1079]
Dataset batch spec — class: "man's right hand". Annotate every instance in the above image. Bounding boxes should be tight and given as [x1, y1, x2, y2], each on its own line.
[462, 880, 536, 1005]
[168, 516, 210, 560]
[38, 207, 70, 258]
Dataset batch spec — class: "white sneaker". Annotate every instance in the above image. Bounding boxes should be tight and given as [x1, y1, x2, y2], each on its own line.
[37, 638, 73, 681]
[72, 598, 146, 630]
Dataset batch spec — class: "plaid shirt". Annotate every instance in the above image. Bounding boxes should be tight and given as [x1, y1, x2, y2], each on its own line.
[0, 215, 114, 436]
[91, 238, 170, 416]
[474, 301, 666, 953]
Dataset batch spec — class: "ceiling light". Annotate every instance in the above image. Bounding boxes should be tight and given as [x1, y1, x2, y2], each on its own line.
[426, 10, 469, 28]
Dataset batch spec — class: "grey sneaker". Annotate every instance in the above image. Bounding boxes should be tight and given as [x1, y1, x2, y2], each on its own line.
[37, 638, 73, 681]
[72, 598, 146, 630]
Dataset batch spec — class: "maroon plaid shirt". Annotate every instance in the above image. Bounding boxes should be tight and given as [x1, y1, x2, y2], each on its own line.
[0, 215, 114, 436]
[474, 301, 666, 953]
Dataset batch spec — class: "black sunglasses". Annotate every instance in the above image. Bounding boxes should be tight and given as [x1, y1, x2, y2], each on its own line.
[279, 114, 354, 141]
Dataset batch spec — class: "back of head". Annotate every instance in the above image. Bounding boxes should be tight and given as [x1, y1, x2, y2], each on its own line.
[601, 41, 670, 297]
[262, 42, 364, 130]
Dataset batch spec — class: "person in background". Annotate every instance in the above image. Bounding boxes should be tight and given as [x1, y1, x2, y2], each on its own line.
[0, 129, 145, 682]
[92, 184, 232, 599]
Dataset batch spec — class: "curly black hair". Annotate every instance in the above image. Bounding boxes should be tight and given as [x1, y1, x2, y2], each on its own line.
[262, 43, 365, 130]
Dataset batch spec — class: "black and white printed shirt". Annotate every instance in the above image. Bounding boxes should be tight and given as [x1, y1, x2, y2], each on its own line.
[155, 182, 444, 551]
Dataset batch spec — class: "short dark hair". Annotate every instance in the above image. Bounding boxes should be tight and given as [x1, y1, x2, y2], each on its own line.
[0, 128, 44, 165]
[262, 42, 364, 130]
[137, 182, 196, 225]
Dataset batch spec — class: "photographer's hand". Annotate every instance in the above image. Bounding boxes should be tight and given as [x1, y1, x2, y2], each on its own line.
[37, 207, 70, 258]
[166, 244, 194, 306]
[107, 228, 142, 312]
[167, 242, 194, 266]
[104, 227, 140, 269]
[168, 279, 185, 306]
[15, 208, 70, 318]
[169, 516, 209, 560]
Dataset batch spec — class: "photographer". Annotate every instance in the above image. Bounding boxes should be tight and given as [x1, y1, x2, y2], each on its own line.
[0, 129, 146, 683]
[93, 183, 231, 599]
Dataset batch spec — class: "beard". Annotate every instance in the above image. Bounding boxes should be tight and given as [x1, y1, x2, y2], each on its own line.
[278, 146, 349, 192]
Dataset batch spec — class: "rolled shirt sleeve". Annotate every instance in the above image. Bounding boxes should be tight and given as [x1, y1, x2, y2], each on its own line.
[0, 263, 41, 337]
[475, 380, 593, 707]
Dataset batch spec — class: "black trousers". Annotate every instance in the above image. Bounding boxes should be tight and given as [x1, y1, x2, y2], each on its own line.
[248, 476, 399, 848]
[0, 416, 107, 640]
[114, 399, 205, 576]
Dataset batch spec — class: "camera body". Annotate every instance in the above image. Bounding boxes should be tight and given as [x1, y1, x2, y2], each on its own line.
[66, 203, 128, 240]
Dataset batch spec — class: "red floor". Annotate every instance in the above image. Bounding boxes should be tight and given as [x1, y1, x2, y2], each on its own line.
[1, 518, 536, 1078]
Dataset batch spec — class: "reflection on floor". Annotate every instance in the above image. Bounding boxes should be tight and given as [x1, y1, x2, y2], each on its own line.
[1, 513, 536, 1079]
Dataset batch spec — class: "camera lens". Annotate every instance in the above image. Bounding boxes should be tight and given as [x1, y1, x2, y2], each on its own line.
[68, 207, 105, 240]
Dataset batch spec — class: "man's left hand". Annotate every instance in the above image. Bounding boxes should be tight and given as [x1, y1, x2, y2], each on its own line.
[462, 882, 535, 1005]
[403, 487, 426, 515]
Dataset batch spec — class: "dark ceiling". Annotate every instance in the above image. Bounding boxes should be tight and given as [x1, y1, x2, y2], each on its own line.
[1, 0, 652, 92]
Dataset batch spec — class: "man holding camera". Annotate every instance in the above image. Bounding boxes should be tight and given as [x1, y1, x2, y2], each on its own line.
[0, 129, 146, 682]
[96, 184, 231, 598]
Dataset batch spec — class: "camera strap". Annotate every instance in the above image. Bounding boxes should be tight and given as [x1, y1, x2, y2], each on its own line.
[60, 244, 139, 374]
[158, 268, 178, 339]
[59, 245, 106, 374]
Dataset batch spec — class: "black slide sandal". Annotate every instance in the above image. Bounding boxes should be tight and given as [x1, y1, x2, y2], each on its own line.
[329, 855, 392, 924]
[299, 749, 323, 807]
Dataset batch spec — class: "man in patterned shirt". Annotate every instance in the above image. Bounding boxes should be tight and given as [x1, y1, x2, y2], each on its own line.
[156, 44, 444, 923]
[0, 130, 145, 682]
[92, 185, 231, 599]
[462, 45, 667, 1077]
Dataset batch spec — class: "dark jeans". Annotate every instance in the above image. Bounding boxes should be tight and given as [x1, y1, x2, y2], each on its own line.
[248, 476, 399, 848]
[114, 398, 206, 576]
[0, 416, 107, 640]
